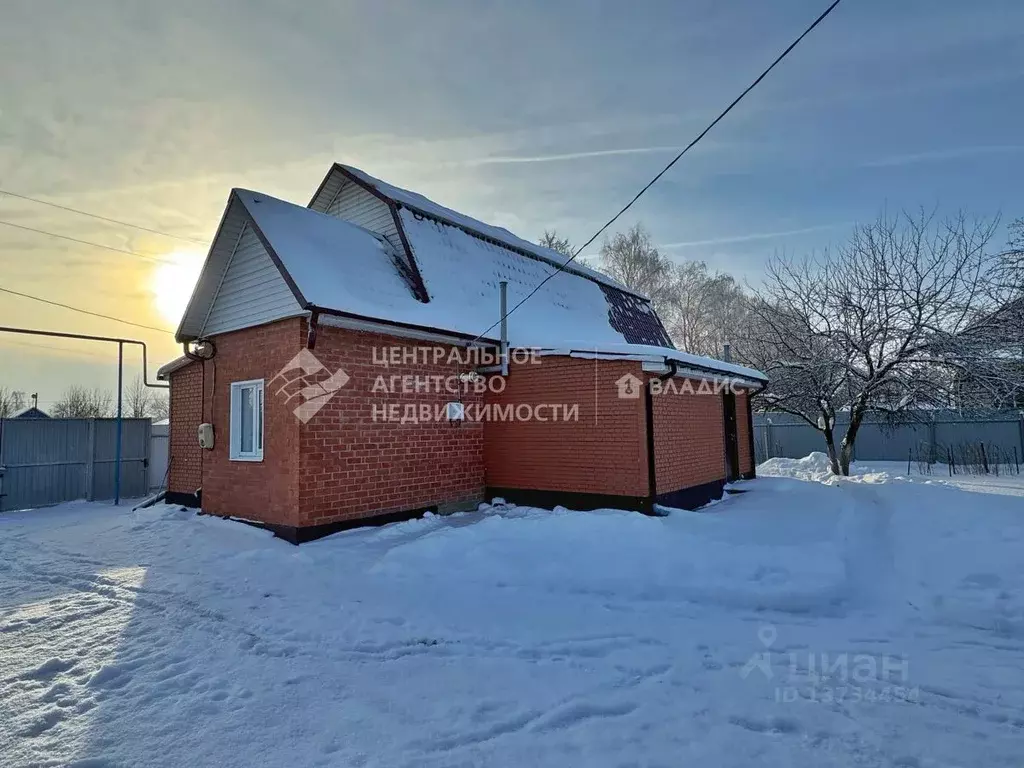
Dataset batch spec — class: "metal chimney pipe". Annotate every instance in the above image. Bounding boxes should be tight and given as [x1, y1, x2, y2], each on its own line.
[497, 282, 509, 378]
[722, 342, 731, 362]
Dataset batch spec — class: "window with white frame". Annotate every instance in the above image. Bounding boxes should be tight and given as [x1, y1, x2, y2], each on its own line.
[229, 379, 264, 461]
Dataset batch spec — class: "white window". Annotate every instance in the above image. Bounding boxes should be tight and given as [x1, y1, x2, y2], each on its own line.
[230, 379, 264, 461]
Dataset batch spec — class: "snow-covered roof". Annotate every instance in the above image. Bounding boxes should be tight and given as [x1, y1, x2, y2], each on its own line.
[327, 164, 640, 297]
[237, 190, 420, 321]
[175, 168, 757, 382]
[230, 191, 656, 349]
[395, 209, 645, 347]
[11, 405, 50, 419]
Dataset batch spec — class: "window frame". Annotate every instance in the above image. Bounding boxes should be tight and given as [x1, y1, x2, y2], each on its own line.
[229, 378, 265, 462]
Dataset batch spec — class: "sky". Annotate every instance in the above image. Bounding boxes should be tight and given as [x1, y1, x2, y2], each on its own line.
[1, 0, 1022, 410]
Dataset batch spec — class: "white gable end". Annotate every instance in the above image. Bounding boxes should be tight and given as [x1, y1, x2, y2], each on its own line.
[200, 225, 302, 337]
[324, 180, 403, 252]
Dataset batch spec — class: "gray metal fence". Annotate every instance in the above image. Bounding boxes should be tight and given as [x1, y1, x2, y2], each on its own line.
[754, 410, 1024, 465]
[0, 418, 152, 512]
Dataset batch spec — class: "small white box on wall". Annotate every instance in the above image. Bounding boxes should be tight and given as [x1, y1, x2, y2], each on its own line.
[445, 402, 465, 422]
[198, 423, 215, 450]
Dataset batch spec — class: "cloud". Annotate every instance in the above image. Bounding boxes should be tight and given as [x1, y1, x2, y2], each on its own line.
[460, 145, 682, 166]
[862, 145, 1024, 169]
[660, 222, 849, 250]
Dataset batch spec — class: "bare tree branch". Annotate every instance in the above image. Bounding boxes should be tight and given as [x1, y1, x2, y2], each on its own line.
[741, 210, 1007, 475]
[51, 386, 113, 418]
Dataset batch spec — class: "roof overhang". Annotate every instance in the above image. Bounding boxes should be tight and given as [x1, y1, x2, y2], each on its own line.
[534, 347, 767, 390]
[157, 355, 196, 381]
[315, 307, 499, 347]
[640, 360, 767, 392]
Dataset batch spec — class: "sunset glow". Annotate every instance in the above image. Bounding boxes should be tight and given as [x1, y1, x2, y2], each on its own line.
[151, 251, 203, 325]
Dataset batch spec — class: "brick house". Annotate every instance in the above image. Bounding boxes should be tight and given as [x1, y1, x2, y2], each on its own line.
[158, 164, 766, 543]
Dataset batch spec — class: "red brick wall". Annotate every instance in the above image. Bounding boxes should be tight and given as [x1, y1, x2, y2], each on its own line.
[167, 313, 744, 528]
[200, 320, 304, 527]
[736, 390, 754, 476]
[168, 361, 203, 495]
[294, 325, 485, 527]
[652, 380, 726, 494]
[483, 357, 649, 498]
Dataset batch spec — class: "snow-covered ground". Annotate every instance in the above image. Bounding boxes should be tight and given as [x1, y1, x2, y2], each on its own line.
[761, 451, 1024, 497]
[2, 458, 1023, 767]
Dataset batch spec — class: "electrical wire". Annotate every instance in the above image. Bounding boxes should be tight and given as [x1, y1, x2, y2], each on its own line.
[467, 0, 845, 345]
[0, 336, 117, 361]
[0, 187, 206, 244]
[0, 218, 179, 265]
[0, 287, 173, 333]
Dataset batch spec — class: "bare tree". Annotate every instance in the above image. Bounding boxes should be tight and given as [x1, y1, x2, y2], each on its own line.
[538, 230, 574, 258]
[123, 375, 153, 418]
[742, 210, 1007, 475]
[122, 375, 171, 419]
[0, 388, 26, 418]
[149, 391, 170, 421]
[666, 262, 749, 357]
[51, 386, 113, 418]
[996, 217, 1024, 293]
[600, 224, 676, 309]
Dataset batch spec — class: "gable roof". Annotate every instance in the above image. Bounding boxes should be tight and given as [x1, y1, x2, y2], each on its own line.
[171, 167, 765, 381]
[12, 405, 50, 419]
[178, 189, 667, 349]
[309, 163, 641, 298]
[176, 189, 421, 342]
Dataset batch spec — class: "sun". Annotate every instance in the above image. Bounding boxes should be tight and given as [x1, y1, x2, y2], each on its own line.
[151, 251, 204, 325]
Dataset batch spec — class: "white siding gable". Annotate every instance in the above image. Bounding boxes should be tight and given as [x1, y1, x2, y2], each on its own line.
[324, 180, 403, 253]
[200, 225, 302, 337]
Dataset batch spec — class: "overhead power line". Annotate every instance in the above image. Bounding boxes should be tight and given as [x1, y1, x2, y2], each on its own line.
[0, 336, 116, 361]
[0, 218, 178, 265]
[0, 287, 173, 333]
[469, 0, 845, 345]
[0, 187, 206, 244]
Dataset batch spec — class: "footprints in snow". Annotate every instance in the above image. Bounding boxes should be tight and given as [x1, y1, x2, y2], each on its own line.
[422, 698, 641, 752]
[20, 656, 77, 681]
[729, 713, 801, 735]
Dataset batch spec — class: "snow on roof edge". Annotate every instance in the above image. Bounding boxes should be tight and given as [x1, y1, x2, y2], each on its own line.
[157, 355, 194, 380]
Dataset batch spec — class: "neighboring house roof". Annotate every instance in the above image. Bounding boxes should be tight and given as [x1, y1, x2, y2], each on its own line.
[12, 406, 50, 419]
[964, 295, 1024, 346]
[989, 296, 1024, 343]
[171, 164, 760, 381]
